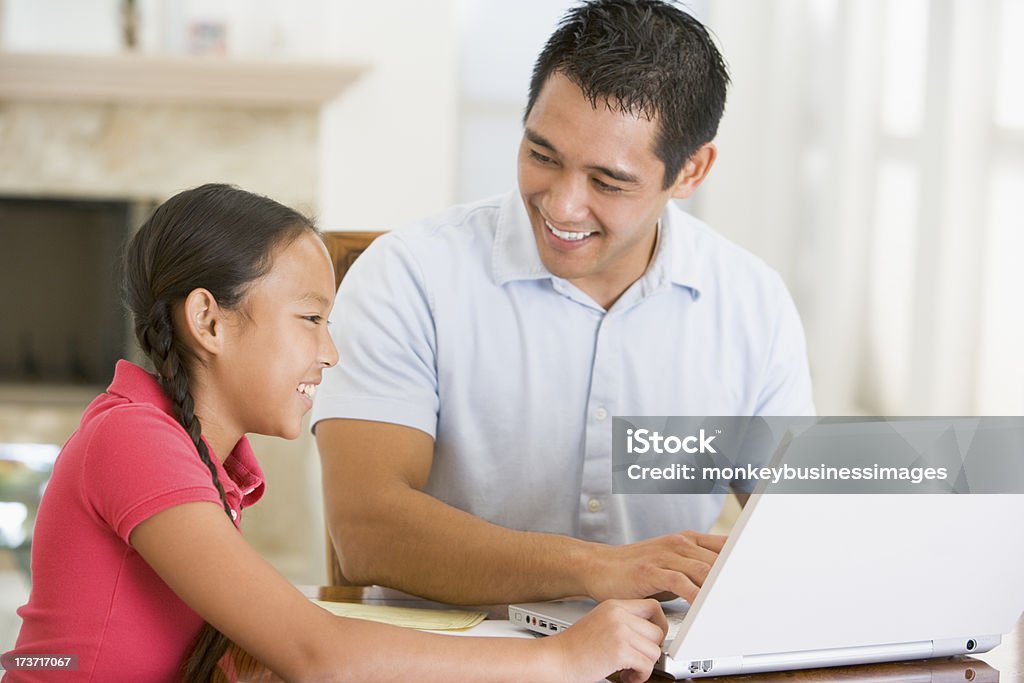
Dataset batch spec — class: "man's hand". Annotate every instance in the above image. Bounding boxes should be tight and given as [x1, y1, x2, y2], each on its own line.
[580, 531, 727, 603]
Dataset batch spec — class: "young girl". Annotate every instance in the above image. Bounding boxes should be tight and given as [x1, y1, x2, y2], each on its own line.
[6, 184, 667, 682]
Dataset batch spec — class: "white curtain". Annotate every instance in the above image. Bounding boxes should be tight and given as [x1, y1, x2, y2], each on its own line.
[700, 0, 1024, 415]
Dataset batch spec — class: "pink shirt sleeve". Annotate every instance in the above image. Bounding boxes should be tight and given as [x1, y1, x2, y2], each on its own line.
[80, 404, 226, 543]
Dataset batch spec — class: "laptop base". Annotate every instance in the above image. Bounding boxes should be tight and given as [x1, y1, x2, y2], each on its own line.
[662, 634, 1000, 679]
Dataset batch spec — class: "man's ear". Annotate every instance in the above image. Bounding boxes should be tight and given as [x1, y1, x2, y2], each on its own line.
[668, 142, 717, 200]
[180, 288, 227, 356]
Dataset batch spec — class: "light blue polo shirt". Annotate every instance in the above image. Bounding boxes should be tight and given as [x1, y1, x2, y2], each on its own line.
[312, 191, 814, 544]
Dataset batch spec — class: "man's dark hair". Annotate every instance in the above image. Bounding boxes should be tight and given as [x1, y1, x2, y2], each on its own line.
[525, 0, 729, 189]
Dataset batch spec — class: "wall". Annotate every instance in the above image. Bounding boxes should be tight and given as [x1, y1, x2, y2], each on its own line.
[318, 0, 459, 230]
[0, 1, 460, 588]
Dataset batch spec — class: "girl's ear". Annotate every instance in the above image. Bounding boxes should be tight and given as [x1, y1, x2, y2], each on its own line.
[181, 288, 227, 356]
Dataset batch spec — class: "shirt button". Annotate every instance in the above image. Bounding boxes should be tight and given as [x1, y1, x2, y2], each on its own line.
[230, 509, 238, 521]
[587, 498, 602, 512]
[594, 407, 608, 421]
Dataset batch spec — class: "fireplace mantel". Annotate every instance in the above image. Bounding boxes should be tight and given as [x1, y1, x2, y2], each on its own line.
[0, 52, 366, 108]
[0, 51, 367, 209]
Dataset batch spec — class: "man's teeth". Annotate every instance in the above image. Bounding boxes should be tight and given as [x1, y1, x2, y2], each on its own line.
[545, 220, 594, 242]
[298, 383, 317, 398]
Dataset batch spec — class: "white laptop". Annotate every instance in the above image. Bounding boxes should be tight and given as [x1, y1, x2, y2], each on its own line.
[510, 422, 1024, 678]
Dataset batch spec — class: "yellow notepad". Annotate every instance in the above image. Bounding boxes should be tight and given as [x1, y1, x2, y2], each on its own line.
[311, 600, 486, 631]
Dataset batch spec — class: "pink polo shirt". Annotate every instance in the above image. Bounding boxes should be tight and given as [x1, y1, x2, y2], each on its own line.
[5, 360, 265, 682]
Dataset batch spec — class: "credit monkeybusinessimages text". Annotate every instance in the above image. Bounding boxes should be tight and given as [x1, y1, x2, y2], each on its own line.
[626, 462, 949, 484]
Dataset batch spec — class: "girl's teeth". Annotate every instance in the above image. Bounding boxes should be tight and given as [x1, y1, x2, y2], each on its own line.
[298, 383, 316, 398]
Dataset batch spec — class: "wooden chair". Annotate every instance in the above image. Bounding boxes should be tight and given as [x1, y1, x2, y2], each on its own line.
[318, 231, 384, 586]
[322, 231, 384, 289]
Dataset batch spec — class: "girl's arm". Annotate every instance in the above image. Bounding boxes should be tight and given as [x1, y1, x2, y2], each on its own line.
[130, 501, 667, 683]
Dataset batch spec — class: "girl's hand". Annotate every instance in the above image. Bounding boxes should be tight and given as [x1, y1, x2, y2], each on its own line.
[544, 598, 668, 683]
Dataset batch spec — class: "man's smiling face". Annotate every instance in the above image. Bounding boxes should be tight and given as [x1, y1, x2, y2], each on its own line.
[517, 72, 687, 309]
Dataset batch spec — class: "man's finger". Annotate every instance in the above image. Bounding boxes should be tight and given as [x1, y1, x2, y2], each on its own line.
[656, 550, 714, 586]
[685, 531, 727, 553]
[650, 568, 699, 604]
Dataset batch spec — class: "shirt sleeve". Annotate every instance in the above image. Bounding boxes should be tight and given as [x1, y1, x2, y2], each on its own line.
[310, 231, 440, 438]
[80, 405, 226, 543]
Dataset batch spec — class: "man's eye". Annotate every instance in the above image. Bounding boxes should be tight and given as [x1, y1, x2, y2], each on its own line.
[593, 178, 622, 193]
[529, 149, 555, 165]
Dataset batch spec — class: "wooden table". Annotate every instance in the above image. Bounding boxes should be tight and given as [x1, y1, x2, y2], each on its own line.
[221, 586, 1022, 682]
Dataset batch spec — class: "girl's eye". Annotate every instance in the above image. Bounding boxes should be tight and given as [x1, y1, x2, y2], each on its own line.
[303, 315, 323, 324]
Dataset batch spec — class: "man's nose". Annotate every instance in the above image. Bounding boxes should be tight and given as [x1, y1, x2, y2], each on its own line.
[544, 174, 589, 224]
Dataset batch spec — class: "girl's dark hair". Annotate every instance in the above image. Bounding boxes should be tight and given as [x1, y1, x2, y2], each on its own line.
[122, 183, 316, 681]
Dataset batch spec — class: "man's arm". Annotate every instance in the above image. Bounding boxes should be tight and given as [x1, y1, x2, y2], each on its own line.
[318, 418, 724, 605]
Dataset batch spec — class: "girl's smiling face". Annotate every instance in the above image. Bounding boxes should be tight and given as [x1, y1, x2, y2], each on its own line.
[203, 231, 339, 448]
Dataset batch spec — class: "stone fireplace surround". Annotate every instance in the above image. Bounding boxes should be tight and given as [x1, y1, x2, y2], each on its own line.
[0, 50, 364, 583]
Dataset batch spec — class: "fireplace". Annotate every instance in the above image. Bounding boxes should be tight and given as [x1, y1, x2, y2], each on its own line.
[0, 195, 153, 387]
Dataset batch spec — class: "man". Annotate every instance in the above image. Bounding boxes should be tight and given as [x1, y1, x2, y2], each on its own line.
[312, 0, 813, 605]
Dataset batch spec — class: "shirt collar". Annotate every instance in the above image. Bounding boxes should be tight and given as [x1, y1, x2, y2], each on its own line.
[491, 191, 703, 300]
[221, 439, 265, 508]
[107, 360, 266, 508]
[640, 202, 703, 301]
[492, 191, 550, 285]
[108, 358, 173, 413]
